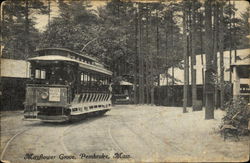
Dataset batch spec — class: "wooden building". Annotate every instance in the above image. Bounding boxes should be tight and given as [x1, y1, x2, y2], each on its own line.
[159, 48, 250, 106]
[1, 59, 30, 110]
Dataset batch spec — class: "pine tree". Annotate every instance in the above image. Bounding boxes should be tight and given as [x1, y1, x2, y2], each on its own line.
[2, 0, 47, 59]
[218, 1, 225, 109]
[213, 1, 219, 109]
[191, 0, 197, 111]
[183, 2, 188, 113]
[204, 0, 215, 119]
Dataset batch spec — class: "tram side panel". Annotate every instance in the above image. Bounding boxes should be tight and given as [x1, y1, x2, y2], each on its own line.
[69, 69, 112, 119]
[24, 84, 112, 122]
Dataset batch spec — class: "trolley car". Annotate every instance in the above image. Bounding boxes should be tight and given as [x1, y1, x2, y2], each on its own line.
[24, 48, 112, 122]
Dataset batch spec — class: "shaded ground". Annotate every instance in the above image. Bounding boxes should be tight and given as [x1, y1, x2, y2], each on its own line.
[0, 105, 249, 162]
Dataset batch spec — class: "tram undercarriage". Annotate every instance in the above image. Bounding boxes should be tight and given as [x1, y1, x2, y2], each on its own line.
[24, 103, 112, 122]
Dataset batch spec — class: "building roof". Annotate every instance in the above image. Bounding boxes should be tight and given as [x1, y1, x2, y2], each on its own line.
[231, 56, 250, 66]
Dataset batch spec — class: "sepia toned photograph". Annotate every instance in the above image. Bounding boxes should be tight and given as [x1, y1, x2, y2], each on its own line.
[0, 0, 249, 162]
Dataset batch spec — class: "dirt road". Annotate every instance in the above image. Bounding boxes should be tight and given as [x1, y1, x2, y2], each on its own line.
[1, 105, 249, 162]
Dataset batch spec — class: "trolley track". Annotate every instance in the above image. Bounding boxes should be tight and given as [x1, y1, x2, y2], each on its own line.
[1, 106, 189, 162]
[108, 121, 126, 154]
[135, 109, 192, 157]
[1, 121, 76, 162]
[105, 108, 167, 160]
[62, 114, 129, 157]
[114, 107, 192, 160]
[1, 127, 31, 161]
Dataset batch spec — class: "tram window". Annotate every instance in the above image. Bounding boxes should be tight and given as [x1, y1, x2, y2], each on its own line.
[86, 74, 89, 82]
[41, 70, 46, 79]
[96, 76, 101, 84]
[85, 73, 90, 85]
[92, 75, 97, 82]
[106, 77, 109, 85]
[103, 78, 107, 85]
[84, 74, 88, 82]
[35, 69, 41, 79]
[100, 77, 104, 85]
[81, 73, 84, 82]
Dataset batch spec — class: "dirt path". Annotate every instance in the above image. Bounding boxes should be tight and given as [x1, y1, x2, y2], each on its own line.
[1, 106, 249, 162]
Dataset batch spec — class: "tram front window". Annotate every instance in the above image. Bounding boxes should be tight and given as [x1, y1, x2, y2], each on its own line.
[48, 67, 75, 85]
[32, 64, 75, 85]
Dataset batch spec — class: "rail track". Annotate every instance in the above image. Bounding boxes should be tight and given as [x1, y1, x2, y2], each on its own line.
[1, 106, 190, 162]
[114, 108, 192, 160]
[1, 128, 30, 161]
[134, 109, 192, 157]
[108, 121, 126, 154]
[0, 122, 75, 162]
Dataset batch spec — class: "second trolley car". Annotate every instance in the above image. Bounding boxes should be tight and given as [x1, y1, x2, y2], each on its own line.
[24, 48, 112, 122]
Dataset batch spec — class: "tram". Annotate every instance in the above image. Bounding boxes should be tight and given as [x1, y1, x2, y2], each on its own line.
[24, 48, 112, 122]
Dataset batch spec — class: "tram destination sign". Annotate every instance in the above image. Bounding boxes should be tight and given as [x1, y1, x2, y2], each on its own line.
[49, 88, 61, 102]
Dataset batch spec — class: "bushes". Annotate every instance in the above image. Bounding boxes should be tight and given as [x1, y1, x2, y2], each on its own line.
[220, 97, 250, 136]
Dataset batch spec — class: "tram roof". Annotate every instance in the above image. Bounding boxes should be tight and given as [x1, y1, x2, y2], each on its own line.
[28, 55, 112, 76]
[35, 48, 98, 62]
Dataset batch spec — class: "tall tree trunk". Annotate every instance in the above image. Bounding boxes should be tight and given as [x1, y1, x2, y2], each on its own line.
[172, 66, 174, 105]
[219, 2, 225, 109]
[24, 0, 29, 59]
[204, 0, 215, 119]
[134, 6, 138, 104]
[141, 8, 145, 105]
[170, 11, 175, 106]
[183, 8, 188, 113]
[228, 0, 232, 96]
[233, 1, 237, 62]
[156, 10, 160, 105]
[150, 57, 155, 105]
[166, 69, 169, 105]
[191, 1, 197, 111]
[213, 2, 219, 109]
[199, 9, 206, 107]
[187, 5, 191, 107]
[165, 25, 169, 106]
[146, 4, 150, 105]
[48, 0, 51, 31]
[138, 3, 143, 104]
[150, 9, 154, 105]
[10, 1, 14, 59]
